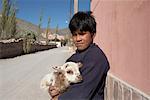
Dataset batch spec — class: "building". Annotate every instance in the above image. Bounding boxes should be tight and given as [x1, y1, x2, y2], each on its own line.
[91, 0, 150, 100]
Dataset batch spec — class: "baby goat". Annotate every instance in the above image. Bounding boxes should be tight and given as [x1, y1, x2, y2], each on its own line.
[40, 62, 83, 94]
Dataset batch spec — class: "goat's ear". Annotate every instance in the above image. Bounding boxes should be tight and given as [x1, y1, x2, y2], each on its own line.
[54, 71, 62, 75]
[65, 64, 69, 69]
[77, 62, 83, 68]
[52, 66, 61, 70]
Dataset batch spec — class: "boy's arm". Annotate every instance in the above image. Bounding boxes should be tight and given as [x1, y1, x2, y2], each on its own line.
[58, 52, 109, 100]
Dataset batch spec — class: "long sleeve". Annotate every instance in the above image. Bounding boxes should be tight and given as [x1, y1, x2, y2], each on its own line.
[58, 44, 110, 100]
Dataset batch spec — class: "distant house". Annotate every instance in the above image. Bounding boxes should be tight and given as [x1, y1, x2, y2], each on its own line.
[41, 32, 64, 41]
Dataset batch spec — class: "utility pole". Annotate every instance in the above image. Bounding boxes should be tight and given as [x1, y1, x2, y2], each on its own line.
[74, 0, 78, 14]
[70, 0, 72, 20]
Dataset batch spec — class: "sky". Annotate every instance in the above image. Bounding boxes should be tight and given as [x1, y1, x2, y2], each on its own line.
[0, 0, 90, 29]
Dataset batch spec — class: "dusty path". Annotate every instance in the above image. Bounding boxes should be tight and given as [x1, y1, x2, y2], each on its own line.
[0, 47, 73, 100]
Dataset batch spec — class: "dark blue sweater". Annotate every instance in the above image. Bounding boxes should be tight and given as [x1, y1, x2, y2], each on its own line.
[59, 43, 110, 100]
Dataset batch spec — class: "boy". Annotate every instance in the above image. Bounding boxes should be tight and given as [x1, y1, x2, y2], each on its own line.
[49, 11, 110, 100]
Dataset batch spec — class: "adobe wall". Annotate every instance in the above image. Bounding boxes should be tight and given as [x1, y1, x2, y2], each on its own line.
[91, 0, 150, 97]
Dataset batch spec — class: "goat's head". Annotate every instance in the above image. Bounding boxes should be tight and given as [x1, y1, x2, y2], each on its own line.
[53, 62, 83, 83]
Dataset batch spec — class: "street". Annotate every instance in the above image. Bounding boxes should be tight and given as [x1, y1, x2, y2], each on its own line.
[0, 47, 73, 100]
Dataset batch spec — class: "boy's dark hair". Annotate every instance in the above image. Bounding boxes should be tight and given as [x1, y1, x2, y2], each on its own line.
[69, 11, 96, 36]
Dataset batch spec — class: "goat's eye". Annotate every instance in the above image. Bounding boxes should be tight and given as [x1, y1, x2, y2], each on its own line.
[67, 70, 73, 74]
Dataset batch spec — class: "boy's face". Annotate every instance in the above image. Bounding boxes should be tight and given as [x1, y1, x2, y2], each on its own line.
[72, 30, 95, 51]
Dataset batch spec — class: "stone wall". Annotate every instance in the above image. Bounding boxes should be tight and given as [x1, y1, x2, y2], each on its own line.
[0, 40, 57, 59]
[105, 74, 150, 100]
[0, 40, 24, 59]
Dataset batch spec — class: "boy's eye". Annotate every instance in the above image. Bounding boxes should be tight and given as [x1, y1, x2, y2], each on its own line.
[72, 33, 77, 36]
[67, 70, 73, 74]
[72, 32, 86, 36]
[79, 32, 86, 35]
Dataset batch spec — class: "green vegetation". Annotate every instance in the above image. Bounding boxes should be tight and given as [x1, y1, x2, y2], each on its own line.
[0, 0, 17, 39]
[0, 0, 71, 48]
[46, 17, 50, 45]
[23, 31, 36, 53]
[37, 9, 43, 42]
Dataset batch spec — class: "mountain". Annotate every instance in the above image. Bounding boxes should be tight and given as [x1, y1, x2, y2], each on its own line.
[16, 18, 71, 36]
[16, 18, 39, 34]
[58, 28, 71, 35]
[42, 28, 71, 35]
[0, 15, 71, 38]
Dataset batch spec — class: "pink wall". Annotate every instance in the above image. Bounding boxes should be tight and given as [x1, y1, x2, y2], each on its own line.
[91, 0, 150, 95]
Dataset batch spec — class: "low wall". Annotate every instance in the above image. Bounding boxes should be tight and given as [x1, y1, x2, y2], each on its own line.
[30, 43, 57, 53]
[0, 40, 57, 59]
[104, 73, 150, 100]
[0, 40, 24, 59]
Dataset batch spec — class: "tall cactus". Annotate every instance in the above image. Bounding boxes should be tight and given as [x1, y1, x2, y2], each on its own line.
[0, 0, 10, 39]
[55, 24, 59, 43]
[0, 0, 17, 39]
[10, 3, 17, 38]
[37, 9, 43, 42]
[46, 17, 50, 45]
[6, 2, 17, 38]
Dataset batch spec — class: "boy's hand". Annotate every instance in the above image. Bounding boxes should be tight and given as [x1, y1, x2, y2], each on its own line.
[51, 96, 58, 100]
[49, 86, 60, 99]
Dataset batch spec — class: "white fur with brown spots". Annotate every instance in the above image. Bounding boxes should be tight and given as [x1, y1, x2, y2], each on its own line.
[40, 62, 83, 94]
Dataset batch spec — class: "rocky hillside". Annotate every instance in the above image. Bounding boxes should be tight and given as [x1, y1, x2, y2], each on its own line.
[0, 14, 70, 36]
[16, 18, 70, 36]
[16, 18, 39, 34]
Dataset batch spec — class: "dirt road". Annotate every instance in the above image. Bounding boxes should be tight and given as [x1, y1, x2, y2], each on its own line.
[0, 47, 73, 100]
